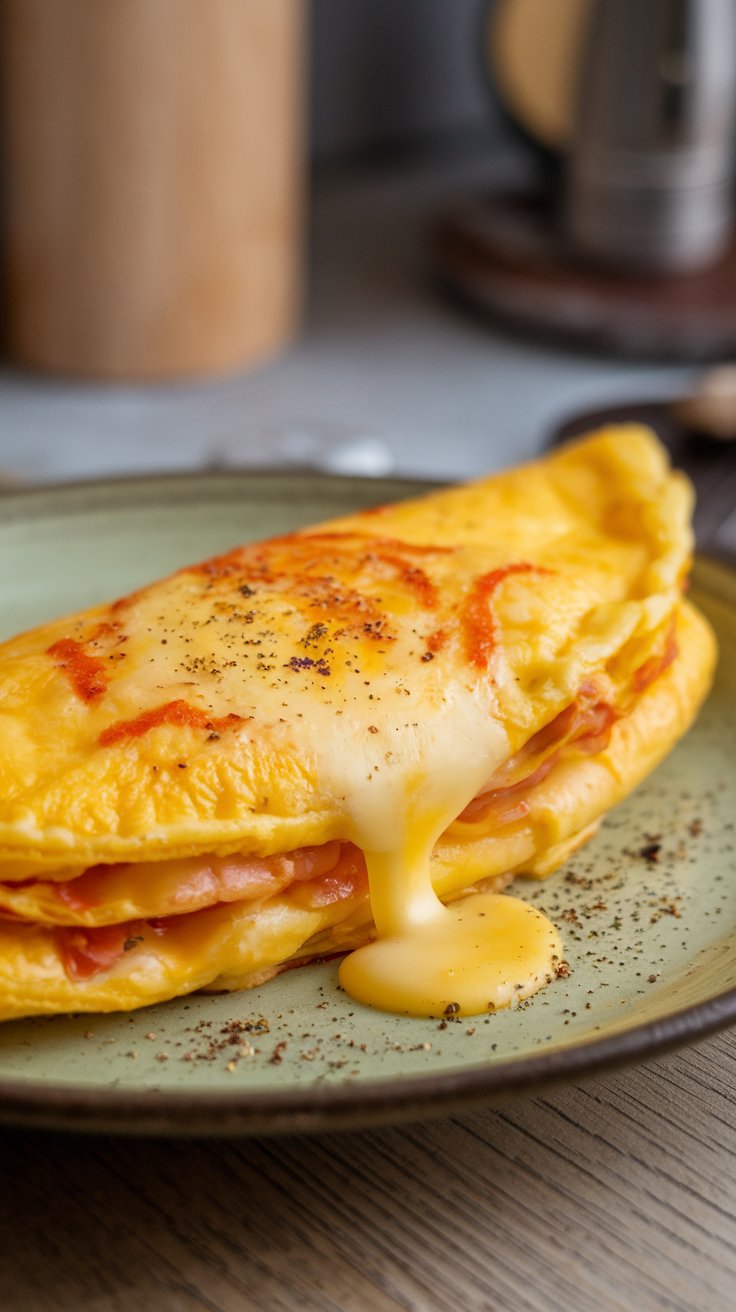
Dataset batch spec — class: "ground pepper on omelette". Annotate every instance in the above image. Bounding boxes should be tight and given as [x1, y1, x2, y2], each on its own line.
[0, 429, 716, 1019]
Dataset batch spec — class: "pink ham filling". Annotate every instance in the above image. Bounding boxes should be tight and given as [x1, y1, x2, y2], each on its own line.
[50, 700, 613, 983]
[458, 695, 618, 824]
[16, 642, 679, 984]
[55, 842, 346, 913]
[55, 922, 166, 982]
[52, 845, 369, 982]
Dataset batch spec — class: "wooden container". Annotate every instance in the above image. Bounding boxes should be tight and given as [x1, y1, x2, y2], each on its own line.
[0, 0, 304, 380]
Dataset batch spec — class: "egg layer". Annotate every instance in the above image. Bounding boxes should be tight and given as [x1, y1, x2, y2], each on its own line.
[0, 427, 717, 1019]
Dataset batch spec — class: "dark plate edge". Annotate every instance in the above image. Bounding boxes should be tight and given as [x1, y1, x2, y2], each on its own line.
[0, 986, 733, 1138]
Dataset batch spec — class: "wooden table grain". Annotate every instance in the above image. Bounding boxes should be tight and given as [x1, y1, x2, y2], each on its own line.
[3, 1028, 735, 1312]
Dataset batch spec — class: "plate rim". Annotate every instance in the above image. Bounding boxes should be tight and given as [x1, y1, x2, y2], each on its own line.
[0, 984, 734, 1137]
[0, 470, 734, 1137]
[0, 466, 439, 508]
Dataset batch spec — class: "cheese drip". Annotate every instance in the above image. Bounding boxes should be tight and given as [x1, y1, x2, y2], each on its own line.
[326, 665, 563, 1018]
[339, 813, 562, 1019]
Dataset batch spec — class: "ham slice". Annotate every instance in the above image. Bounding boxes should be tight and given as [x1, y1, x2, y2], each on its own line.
[22, 652, 678, 983]
[458, 693, 618, 825]
[52, 842, 345, 914]
[52, 845, 369, 982]
[55, 924, 145, 982]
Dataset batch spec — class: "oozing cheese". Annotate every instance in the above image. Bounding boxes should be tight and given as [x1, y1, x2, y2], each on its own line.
[340, 889, 561, 1017]
[0, 427, 715, 1022]
[328, 702, 561, 1017]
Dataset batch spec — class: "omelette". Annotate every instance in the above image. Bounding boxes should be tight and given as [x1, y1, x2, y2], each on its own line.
[0, 427, 717, 1019]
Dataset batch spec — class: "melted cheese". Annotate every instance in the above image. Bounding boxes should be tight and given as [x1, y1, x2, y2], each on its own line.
[333, 741, 561, 1017]
[0, 426, 717, 1022]
[341, 848, 561, 1017]
[340, 890, 561, 1017]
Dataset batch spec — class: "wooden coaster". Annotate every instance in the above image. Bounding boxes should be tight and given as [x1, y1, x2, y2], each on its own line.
[433, 192, 736, 361]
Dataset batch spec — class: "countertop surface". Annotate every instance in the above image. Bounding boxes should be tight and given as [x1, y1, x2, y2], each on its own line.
[1, 152, 734, 1312]
[0, 148, 696, 486]
[3, 1035, 735, 1312]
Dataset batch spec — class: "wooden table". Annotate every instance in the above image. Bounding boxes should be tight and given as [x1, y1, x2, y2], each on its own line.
[3, 1028, 734, 1311]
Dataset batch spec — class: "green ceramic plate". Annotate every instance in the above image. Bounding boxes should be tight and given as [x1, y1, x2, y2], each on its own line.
[0, 471, 734, 1137]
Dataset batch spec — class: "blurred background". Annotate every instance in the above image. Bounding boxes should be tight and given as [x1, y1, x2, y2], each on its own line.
[1, 0, 736, 545]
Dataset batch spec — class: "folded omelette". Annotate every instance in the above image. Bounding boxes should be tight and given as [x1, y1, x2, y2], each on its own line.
[0, 428, 716, 1019]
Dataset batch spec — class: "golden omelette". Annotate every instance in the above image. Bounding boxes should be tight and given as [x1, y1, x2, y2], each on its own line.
[0, 429, 717, 1019]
